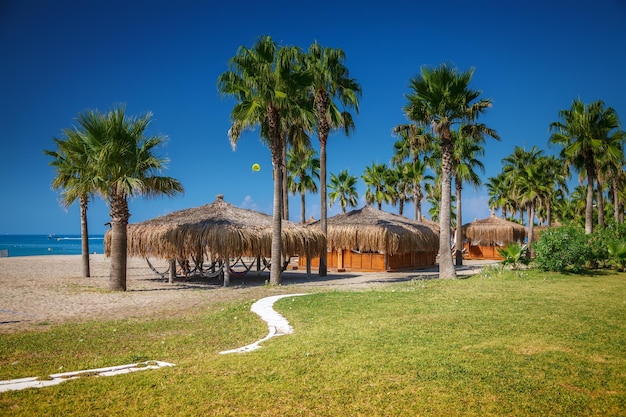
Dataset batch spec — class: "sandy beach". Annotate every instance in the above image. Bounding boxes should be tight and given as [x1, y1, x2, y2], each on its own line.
[0, 255, 493, 333]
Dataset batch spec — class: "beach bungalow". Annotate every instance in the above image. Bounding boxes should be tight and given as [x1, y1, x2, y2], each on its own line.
[104, 194, 326, 286]
[462, 215, 526, 260]
[300, 205, 439, 272]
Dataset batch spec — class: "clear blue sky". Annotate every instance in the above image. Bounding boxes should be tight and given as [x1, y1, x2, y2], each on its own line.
[1, 0, 625, 235]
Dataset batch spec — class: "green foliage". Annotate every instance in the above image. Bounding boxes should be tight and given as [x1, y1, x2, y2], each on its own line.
[496, 242, 529, 269]
[607, 240, 626, 271]
[532, 225, 593, 272]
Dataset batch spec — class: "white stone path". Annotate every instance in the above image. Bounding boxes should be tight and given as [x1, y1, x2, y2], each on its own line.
[220, 293, 309, 354]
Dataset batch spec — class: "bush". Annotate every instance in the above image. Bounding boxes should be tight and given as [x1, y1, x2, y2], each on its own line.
[532, 225, 593, 273]
[496, 242, 529, 269]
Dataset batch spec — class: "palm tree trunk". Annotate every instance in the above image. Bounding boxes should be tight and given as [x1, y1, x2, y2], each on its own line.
[282, 141, 289, 220]
[585, 164, 595, 234]
[319, 140, 328, 277]
[79, 196, 90, 278]
[439, 132, 456, 279]
[270, 156, 283, 285]
[300, 191, 306, 224]
[596, 179, 604, 228]
[454, 178, 463, 266]
[528, 202, 536, 257]
[399, 200, 404, 216]
[612, 176, 620, 223]
[414, 183, 422, 222]
[108, 194, 128, 291]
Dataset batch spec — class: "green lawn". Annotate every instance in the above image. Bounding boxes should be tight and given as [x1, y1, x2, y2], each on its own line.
[1, 269, 625, 416]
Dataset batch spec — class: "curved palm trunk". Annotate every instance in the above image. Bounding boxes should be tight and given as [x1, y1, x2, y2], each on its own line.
[79, 196, 90, 278]
[108, 193, 128, 291]
[439, 132, 456, 279]
[454, 178, 463, 266]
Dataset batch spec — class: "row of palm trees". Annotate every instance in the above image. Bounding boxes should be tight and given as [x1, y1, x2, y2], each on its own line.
[45, 107, 183, 291]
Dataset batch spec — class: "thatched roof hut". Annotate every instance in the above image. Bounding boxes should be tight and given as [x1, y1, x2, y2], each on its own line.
[105, 194, 326, 261]
[301, 205, 439, 272]
[462, 215, 526, 246]
[320, 205, 439, 254]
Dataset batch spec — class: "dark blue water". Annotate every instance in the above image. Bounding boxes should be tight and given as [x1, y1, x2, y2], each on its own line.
[0, 235, 105, 257]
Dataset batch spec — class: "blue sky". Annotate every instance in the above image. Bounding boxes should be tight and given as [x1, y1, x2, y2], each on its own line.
[1, 0, 625, 235]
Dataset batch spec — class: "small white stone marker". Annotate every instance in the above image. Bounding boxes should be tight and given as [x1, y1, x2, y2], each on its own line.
[0, 361, 175, 393]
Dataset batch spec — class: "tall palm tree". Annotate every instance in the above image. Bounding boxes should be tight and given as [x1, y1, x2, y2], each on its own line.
[328, 169, 359, 213]
[304, 41, 361, 276]
[404, 64, 498, 278]
[513, 158, 551, 253]
[45, 129, 96, 278]
[286, 145, 320, 223]
[79, 106, 183, 291]
[218, 36, 309, 284]
[549, 99, 623, 234]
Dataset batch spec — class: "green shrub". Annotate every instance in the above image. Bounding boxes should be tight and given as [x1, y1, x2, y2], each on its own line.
[532, 225, 593, 272]
[496, 242, 529, 269]
[607, 240, 626, 271]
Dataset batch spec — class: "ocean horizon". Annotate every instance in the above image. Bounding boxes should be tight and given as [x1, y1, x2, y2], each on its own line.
[0, 234, 105, 257]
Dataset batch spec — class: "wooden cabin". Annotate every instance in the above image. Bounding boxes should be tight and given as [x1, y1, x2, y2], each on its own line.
[462, 215, 526, 260]
[299, 206, 439, 272]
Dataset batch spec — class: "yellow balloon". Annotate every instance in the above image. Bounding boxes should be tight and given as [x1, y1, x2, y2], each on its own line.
[252, 163, 261, 171]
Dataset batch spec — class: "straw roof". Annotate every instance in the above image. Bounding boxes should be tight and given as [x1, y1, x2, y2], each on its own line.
[310, 205, 439, 255]
[105, 194, 326, 260]
[462, 215, 526, 246]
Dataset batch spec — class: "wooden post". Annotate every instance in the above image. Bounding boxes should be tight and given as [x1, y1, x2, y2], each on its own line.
[223, 255, 230, 287]
[168, 259, 176, 284]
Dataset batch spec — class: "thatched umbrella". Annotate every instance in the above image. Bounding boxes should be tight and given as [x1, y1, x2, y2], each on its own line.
[315, 205, 439, 255]
[105, 194, 326, 285]
[462, 215, 526, 246]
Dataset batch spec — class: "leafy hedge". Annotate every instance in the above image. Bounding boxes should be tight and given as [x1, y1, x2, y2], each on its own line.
[532, 222, 626, 272]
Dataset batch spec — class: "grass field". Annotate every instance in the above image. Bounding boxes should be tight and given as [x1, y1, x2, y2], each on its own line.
[1, 268, 625, 416]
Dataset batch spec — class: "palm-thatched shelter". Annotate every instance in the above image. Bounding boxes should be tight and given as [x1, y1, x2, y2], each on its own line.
[299, 205, 439, 272]
[462, 215, 527, 260]
[104, 194, 326, 285]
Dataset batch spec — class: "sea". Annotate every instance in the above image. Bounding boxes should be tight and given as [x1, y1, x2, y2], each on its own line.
[0, 234, 105, 257]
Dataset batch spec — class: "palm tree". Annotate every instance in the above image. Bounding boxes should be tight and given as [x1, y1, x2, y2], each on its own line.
[328, 169, 359, 213]
[404, 64, 498, 278]
[80, 106, 183, 291]
[45, 128, 96, 278]
[486, 173, 511, 218]
[286, 145, 320, 223]
[304, 41, 361, 276]
[362, 162, 394, 210]
[450, 130, 485, 265]
[391, 124, 434, 221]
[218, 36, 309, 284]
[550, 99, 623, 234]
[502, 146, 544, 222]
